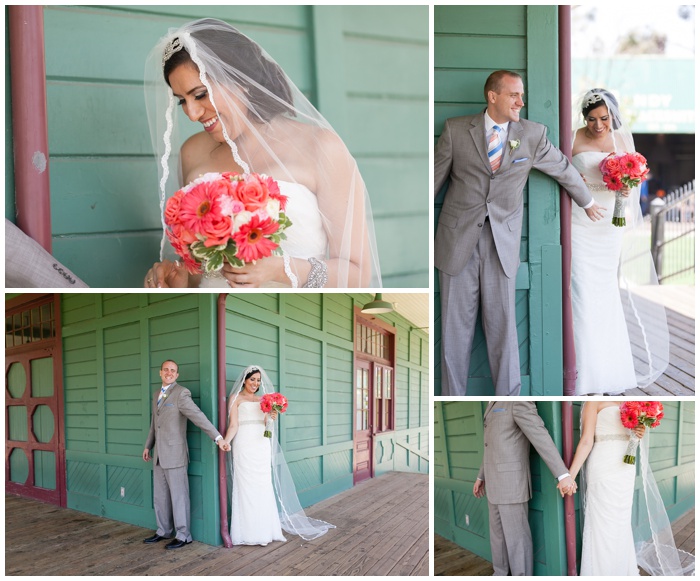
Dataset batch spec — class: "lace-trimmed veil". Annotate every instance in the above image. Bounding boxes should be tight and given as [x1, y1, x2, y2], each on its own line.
[226, 365, 335, 540]
[144, 18, 381, 287]
[578, 402, 694, 575]
[572, 89, 669, 387]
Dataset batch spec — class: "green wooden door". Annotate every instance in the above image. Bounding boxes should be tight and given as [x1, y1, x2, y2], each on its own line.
[434, 5, 564, 395]
[8, 5, 428, 287]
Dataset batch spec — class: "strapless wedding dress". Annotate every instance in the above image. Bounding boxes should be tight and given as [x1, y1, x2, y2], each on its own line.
[230, 401, 286, 545]
[580, 405, 638, 576]
[199, 180, 328, 288]
[571, 153, 636, 395]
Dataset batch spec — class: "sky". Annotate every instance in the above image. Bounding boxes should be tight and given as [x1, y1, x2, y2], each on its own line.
[571, 4, 695, 58]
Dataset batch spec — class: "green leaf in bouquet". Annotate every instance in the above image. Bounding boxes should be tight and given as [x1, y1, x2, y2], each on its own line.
[204, 252, 224, 273]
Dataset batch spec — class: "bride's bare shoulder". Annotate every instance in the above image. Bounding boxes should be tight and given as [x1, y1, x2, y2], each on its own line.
[572, 127, 587, 155]
[180, 131, 219, 178]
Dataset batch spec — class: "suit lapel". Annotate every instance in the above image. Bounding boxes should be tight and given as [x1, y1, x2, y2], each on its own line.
[500, 121, 524, 171]
[484, 401, 496, 420]
[469, 111, 492, 173]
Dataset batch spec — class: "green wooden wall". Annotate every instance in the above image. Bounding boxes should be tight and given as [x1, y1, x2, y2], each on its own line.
[434, 401, 568, 576]
[56, 292, 428, 545]
[6, 5, 428, 287]
[434, 6, 564, 395]
[61, 293, 220, 544]
[224, 293, 429, 507]
[435, 401, 696, 576]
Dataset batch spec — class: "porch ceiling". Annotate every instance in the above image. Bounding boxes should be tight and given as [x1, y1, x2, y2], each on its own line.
[380, 293, 429, 332]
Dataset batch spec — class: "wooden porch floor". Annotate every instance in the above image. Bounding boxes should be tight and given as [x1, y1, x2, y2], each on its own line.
[434, 508, 695, 576]
[5, 471, 428, 576]
[626, 286, 695, 397]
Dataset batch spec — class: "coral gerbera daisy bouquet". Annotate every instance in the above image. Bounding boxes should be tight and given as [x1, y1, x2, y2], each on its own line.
[164, 172, 292, 274]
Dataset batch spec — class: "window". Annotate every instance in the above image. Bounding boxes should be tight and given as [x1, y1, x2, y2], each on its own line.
[6, 302, 55, 348]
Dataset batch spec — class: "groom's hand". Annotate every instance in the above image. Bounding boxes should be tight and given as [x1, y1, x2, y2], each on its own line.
[473, 479, 485, 498]
[557, 476, 577, 497]
[584, 202, 605, 221]
[142, 448, 151, 462]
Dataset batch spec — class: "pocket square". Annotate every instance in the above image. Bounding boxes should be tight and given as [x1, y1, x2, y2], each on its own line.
[164, 403, 174, 407]
[493, 408, 506, 413]
[513, 157, 529, 164]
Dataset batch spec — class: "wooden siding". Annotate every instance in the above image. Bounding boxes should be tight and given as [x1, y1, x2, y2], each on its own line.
[436, 401, 695, 576]
[434, 6, 564, 395]
[61, 293, 221, 544]
[7, 5, 428, 287]
[224, 293, 430, 508]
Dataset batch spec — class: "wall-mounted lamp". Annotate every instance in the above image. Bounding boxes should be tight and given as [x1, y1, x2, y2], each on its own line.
[361, 293, 394, 314]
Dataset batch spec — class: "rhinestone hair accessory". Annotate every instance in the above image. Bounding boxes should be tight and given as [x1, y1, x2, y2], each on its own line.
[162, 36, 185, 68]
[583, 92, 604, 108]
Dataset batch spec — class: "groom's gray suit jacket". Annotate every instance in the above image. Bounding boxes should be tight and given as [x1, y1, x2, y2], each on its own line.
[144, 382, 221, 469]
[434, 111, 593, 279]
[477, 401, 567, 504]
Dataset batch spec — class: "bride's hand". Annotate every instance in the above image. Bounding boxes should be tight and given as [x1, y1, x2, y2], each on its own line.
[221, 256, 286, 288]
[144, 259, 189, 288]
[633, 424, 646, 438]
[270, 410, 278, 420]
[620, 184, 631, 197]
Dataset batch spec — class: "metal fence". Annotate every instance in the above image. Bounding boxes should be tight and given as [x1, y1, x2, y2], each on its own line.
[650, 180, 695, 284]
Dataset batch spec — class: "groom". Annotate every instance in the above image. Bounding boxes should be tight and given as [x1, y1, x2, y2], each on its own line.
[473, 401, 575, 576]
[142, 359, 229, 549]
[435, 70, 604, 396]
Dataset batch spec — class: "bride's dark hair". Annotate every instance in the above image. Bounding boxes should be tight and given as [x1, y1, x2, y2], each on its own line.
[244, 367, 261, 381]
[581, 88, 621, 129]
[163, 19, 293, 122]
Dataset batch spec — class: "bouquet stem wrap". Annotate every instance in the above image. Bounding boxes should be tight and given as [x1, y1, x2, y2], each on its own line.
[612, 192, 627, 227]
[623, 434, 640, 464]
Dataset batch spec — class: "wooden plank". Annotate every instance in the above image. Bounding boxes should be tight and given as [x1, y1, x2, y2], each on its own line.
[6, 472, 427, 576]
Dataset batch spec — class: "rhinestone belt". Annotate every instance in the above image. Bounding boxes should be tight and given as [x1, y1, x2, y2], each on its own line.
[586, 183, 610, 192]
[594, 434, 628, 442]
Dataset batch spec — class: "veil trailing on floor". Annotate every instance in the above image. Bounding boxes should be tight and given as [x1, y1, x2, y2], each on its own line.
[226, 365, 335, 540]
[572, 89, 669, 387]
[145, 18, 381, 287]
[578, 403, 694, 576]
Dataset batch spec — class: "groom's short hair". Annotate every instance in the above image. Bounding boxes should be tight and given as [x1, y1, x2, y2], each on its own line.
[484, 70, 523, 101]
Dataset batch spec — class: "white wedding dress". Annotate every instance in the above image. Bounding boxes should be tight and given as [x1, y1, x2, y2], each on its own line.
[580, 405, 638, 576]
[199, 181, 328, 288]
[230, 401, 286, 545]
[571, 153, 637, 394]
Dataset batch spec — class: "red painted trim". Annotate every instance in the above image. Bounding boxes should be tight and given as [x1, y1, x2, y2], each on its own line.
[561, 401, 577, 576]
[558, 5, 577, 398]
[9, 6, 52, 250]
[217, 293, 233, 548]
[53, 294, 67, 507]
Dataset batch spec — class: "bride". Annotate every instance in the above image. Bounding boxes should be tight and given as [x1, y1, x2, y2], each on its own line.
[568, 402, 693, 576]
[570, 88, 668, 395]
[142, 19, 381, 288]
[223, 365, 334, 545]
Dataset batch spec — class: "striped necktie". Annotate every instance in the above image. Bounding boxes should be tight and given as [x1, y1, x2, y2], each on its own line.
[157, 386, 168, 407]
[488, 125, 503, 172]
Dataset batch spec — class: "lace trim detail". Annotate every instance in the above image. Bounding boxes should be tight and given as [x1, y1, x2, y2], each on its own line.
[159, 95, 176, 261]
[587, 183, 610, 192]
[283, 254, 299, 288]
[594, 434, 628, 442]
[184, 34, 250, 175]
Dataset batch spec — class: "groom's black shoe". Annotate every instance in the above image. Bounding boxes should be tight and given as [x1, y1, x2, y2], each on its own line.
[143, 533, 169, 544]
[165, 539, 192, 550]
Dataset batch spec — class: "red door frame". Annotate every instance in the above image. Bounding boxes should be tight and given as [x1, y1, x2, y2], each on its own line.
[5, 294, 66, 506]
[353, 359, 373, 484]
[352, 308, 397, 485]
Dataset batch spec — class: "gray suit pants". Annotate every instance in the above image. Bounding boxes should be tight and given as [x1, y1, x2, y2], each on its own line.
[154, 462, 192, 542]
[439, 220, 521, 396]
[487, 499, 533, 576]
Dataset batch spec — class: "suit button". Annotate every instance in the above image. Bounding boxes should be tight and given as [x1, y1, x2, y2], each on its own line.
[477, 222, 483, 228]
[487, 199, 491, 203]
[485, 443, 488, 447]
[491, 175, 496, 180]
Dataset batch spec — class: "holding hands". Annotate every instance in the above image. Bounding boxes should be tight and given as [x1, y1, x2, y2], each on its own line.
[557, 475, 578, 497]
[217, 438, 231, 452]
